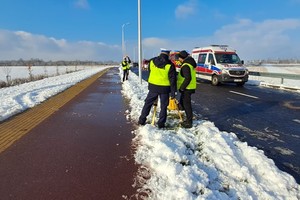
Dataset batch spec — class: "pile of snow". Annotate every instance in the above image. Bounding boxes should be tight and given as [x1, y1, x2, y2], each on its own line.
[121, 69, 300, 199]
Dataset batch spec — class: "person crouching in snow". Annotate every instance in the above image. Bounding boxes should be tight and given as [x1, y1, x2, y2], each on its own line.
[122, 56, 131, 82]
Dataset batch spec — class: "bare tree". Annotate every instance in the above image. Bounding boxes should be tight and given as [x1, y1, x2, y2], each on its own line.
[27, 64, 33, 81]
[56, 65, 59, 76]
[2, 65, 12, 85]
[43, 66, 48, 78]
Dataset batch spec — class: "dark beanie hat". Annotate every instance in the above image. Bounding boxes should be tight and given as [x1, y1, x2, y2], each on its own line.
[178, 50, 189, 59]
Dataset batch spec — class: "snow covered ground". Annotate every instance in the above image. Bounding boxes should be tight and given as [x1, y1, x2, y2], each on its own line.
[0, 65, 299, 199]
[0, 66, 110, 122]
[0, 65, 88, 82]
[121, 69, 300, 199]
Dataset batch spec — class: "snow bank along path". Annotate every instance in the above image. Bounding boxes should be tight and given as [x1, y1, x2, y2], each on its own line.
[121, 68, 300, 200]
[0, 67, 110, 122]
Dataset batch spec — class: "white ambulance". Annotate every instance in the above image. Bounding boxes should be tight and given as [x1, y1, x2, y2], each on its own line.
[191, 45, 249, 86]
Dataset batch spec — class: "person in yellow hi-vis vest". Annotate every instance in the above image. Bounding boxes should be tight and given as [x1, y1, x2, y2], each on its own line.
[177, 50, 197, 128]
[138, 49, 177, 128]
[121, 56, 131, 82]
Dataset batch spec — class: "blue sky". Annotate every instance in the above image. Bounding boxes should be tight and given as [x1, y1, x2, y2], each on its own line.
[0, 0, 300, 62]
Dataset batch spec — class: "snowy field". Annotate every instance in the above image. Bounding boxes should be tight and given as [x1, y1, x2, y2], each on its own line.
[1, 64, 299, 91]
[0, 65, 299, 199]
[0, 65, 90, 82]
[0, 66, 110, 122]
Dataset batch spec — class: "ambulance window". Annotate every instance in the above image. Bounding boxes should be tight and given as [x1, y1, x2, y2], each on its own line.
[215, 53, 241, 64]
[198, 54, 206, 64]
[231, 54, 241, 64]
[208, 54, 215, 65]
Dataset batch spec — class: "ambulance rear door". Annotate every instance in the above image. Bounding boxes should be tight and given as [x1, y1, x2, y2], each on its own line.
[206, 53, 217, 74]
[195, 53, 207, 74]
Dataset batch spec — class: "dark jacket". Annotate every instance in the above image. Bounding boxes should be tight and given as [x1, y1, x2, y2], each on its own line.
[179, 56, 197, 93]
[148, 53, 177, 97]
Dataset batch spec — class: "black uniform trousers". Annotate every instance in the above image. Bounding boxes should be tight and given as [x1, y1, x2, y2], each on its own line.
[123, 69, 129, 81]
[179, 90, 193, 124]
[139, 91, 169, 127]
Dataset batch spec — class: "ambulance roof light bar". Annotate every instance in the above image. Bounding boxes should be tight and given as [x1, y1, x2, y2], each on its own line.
[210, 44, 228, 48]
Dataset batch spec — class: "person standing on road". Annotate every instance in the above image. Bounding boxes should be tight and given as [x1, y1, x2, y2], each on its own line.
[122, 56, 131, 82]
[177, 50, 197, 128]
[138, 49, 177, 128]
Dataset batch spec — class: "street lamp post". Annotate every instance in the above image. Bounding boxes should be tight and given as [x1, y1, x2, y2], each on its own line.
[122, 23, 130, 57]
[138, 0, 142, 84]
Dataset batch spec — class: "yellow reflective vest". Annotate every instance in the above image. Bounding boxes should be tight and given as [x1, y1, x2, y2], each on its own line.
[122, 61, 130, 70]
[177, 63, 196, 90]
[148, 60, 171, 86]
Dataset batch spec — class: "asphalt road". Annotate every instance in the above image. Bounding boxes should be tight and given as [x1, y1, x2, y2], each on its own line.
[131, 67, 300, 183]
[194, 79, 300, 184]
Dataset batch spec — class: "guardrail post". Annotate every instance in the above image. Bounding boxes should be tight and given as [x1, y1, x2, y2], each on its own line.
[281, 78, 284, 84]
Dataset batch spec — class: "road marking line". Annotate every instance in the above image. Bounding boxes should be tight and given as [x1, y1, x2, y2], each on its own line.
[229, 91, 259, 99]
[283, 101, 300, 110]
[293, 119, 300, 124]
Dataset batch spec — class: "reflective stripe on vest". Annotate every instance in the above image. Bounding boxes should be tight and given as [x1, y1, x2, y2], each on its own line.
[148, 60, 171, 86]
[177, 63, 196, 90]
[122, 61, 130, 70]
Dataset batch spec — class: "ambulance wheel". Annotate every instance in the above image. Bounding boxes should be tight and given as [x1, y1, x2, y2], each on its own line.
[211, 75, 219, 86]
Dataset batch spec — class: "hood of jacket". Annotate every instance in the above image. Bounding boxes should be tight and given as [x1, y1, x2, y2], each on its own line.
[152, 54, 171, 69]
[183, 56, 197, 68]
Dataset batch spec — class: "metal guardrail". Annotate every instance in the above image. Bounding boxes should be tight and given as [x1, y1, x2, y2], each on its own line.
[249, 71, 300, 80]
[249, 71, 300, 85]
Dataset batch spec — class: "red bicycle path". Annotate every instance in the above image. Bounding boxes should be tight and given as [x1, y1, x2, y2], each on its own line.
[0, 67, 139, 200]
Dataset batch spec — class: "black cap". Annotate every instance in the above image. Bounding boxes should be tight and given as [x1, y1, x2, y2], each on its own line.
[178, 50, 189, 59]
